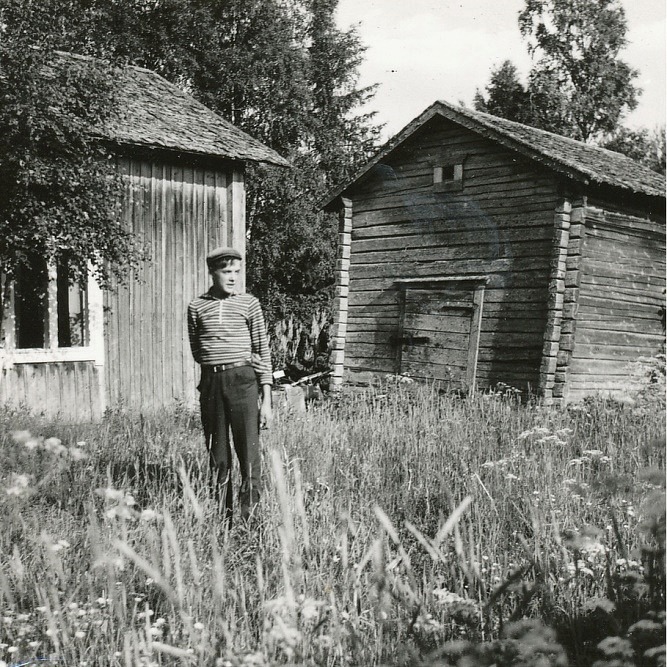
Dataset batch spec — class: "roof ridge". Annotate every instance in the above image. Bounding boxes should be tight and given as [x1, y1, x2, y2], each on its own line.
[442, 101, 647, 162]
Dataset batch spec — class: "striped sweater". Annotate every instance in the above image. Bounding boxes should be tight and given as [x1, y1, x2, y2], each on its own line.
[187, 291, 272, 385]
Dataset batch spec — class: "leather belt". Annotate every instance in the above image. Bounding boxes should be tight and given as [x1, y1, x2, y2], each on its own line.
[203, 360, 252, 373]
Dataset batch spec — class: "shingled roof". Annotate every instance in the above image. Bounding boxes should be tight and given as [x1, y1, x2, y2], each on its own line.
[53, 51, 289, 168]
[324, 100, 665, 207]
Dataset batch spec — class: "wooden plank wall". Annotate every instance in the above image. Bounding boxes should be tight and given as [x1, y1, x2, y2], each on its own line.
[344, 117, 558, 390]
[565, 200, 665, 400]
[105, 157, 238, 411]
[0, 361, 102, 421]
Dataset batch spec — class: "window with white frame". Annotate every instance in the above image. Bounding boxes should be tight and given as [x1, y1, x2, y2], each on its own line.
[1, 253, 104, 364]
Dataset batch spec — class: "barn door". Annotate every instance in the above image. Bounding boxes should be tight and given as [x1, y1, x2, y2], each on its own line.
[397, 280, 485, 391]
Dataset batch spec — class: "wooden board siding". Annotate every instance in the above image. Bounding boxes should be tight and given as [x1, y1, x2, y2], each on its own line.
[343, 117, 557, 389]
[565, 201, 665, 401]
[0, 362, 103, 421]
[105, 157, 240, 411]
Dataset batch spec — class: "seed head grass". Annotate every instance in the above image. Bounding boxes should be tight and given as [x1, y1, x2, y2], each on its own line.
[0, 382, 664, 666]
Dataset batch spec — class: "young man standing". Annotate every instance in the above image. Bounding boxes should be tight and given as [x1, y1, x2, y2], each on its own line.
[187, 247, 272, 524]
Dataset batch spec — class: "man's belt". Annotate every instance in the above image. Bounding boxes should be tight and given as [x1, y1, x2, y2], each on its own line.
[202, 360, 252, 373]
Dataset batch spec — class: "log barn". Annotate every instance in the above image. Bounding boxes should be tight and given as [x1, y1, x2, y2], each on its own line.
[324, 101, 665, 402]
[0, 53, 287, 420]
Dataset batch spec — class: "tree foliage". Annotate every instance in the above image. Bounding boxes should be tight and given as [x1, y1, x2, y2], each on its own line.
[603, 126, 666, 175]
[57, 0, 381, 326]
[475, 0, 643, 146]
[0, 1, 144, 290]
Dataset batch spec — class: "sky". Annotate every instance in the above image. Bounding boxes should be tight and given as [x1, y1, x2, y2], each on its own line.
[336, 0, 666, 141]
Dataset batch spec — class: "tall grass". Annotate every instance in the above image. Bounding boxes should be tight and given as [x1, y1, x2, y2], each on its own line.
[0, 380, 664, 667]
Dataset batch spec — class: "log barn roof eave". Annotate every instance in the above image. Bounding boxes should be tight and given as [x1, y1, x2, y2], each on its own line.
[321, 100, 665, 210]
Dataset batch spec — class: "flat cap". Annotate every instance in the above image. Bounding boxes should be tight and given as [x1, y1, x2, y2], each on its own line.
[206, 246, 243, 267]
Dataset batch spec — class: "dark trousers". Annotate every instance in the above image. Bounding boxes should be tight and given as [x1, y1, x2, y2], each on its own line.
[199, 364, 261, 522]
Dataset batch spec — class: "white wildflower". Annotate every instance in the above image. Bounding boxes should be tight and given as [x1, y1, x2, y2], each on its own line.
[96, 487, 124, 502]
[68, 447, 88, 461]
[44, 437, 67, 455]
[5, 473, 32, 497]
[11, 430, 32, 444]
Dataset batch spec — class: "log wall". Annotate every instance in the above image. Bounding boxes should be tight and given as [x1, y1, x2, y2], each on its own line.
[342, 117, 559, 390]
[564, 199, 665, 401]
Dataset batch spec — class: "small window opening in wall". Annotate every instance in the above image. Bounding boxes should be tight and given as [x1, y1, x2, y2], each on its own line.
[434, 164, 463, 184]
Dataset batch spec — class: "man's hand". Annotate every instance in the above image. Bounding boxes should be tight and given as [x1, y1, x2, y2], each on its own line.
[260, 384, 273, 430]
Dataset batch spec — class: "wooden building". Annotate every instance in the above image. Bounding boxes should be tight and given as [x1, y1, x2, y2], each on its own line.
[324, 101, 665, 402]
[0, 53, 287, 420]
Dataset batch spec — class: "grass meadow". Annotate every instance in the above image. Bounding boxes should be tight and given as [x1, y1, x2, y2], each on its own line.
[0, 376, 664, 667]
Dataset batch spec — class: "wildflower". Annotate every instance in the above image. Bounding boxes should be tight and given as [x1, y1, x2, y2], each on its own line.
[68, 447, 88, 461]
[97, 597, 108, 606]
[194, 622, 205, 631]
[105, 505, 136, 520]
[505, 473, 520, 481]
[96, 487, 125, 502]
[140, 509, 161, 522]
[44, 437, 67, 455]
[50, 539, 71, 553]
[5, 473, 32, 497]
[11, 430, 32, 444]
[7, 647, 17, 654]
[75, 630, 85, 639]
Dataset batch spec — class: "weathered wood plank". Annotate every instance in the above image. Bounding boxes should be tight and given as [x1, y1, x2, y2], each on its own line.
[572, 343, 663, 360]
[404, 312, 472, 335]
[352, 204, 555, 229]
[351, 239, 552, 265]
[576, 327, 664, 346]
[568, 358, 645, 375]
[350, 257, 550, 281]
[352, 222, 554, 246]
[353, 188, 558, 215]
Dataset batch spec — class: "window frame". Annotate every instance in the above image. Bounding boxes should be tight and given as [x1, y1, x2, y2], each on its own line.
[433, 163, 464, 192]
[0, 260, 104, 365]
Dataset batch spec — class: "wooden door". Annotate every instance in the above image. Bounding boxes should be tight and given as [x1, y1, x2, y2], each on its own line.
[397, 281, 484, 390]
